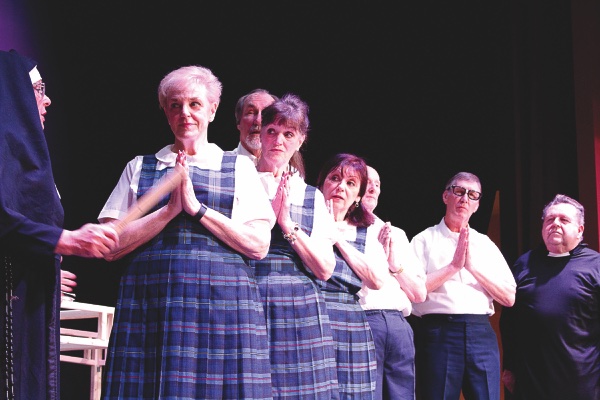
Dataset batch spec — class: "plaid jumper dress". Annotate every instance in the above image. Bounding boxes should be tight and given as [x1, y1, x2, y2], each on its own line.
[253, 184, 339, 399]
[316, 226, 377, 399]
[102, 153, 273, 400]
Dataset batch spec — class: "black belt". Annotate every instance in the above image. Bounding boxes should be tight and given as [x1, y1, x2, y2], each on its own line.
[421, 313, 490, 323]
[365, 309, 405, 318]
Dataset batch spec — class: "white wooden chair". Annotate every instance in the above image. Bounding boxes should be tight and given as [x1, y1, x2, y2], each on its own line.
[60, 300, 115, 400]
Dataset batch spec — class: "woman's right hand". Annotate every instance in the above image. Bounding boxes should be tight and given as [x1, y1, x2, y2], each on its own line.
[325, 198, 333, 216]
[325, 199, 343, 245]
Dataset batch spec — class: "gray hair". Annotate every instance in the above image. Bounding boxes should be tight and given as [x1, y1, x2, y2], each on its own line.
[445, 172, 481, 191]
[234, 88, 278, 124]
[158, 65, 222, 110]
[542, 194, 585, 226]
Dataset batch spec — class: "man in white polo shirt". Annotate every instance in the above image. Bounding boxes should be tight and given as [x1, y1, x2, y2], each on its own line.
[358, 165, 426, 400]
[410, 171, 516, 400]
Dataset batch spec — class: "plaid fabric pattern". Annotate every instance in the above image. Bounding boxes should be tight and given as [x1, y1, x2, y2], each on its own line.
[253, 185, 339, 399]
[317, 226, 377, 399]
[102, 153, 273, 400]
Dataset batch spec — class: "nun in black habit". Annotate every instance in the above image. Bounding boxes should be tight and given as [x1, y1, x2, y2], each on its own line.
[0, 49, 119, 400]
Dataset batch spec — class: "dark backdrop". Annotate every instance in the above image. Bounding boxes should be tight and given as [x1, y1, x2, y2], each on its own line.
[39, 1, 516, 243]
[1, 1, 579, 398]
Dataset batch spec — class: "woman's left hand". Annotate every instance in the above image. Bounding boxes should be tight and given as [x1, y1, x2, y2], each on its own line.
[377, 222, 393, 258]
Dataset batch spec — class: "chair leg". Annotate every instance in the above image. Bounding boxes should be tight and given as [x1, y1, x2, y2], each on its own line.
[90, 365, 103, 400]
[90, 349, 103, 400]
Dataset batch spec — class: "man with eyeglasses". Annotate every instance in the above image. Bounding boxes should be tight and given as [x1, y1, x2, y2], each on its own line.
[0, 49, 119, 399]
[409, 171, 516, 400]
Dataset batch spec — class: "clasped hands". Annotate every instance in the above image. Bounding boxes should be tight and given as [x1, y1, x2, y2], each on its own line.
[451, 227, 473, 271]
[271, 171, 294, 230]
[167, 150, 205, 217]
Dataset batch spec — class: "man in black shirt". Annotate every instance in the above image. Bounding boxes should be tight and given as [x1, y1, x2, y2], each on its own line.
[500, 194, 600, 399]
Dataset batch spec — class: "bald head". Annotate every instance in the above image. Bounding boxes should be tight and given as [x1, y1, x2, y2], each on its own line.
[363, 166, 381, 213]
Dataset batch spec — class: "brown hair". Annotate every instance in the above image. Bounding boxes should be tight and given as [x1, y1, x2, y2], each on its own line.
[316, 153, 375, 227]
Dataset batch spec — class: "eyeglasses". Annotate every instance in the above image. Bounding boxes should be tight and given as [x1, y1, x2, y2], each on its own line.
[447, 185, 481, 201]
[33, 82, 45, 97]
